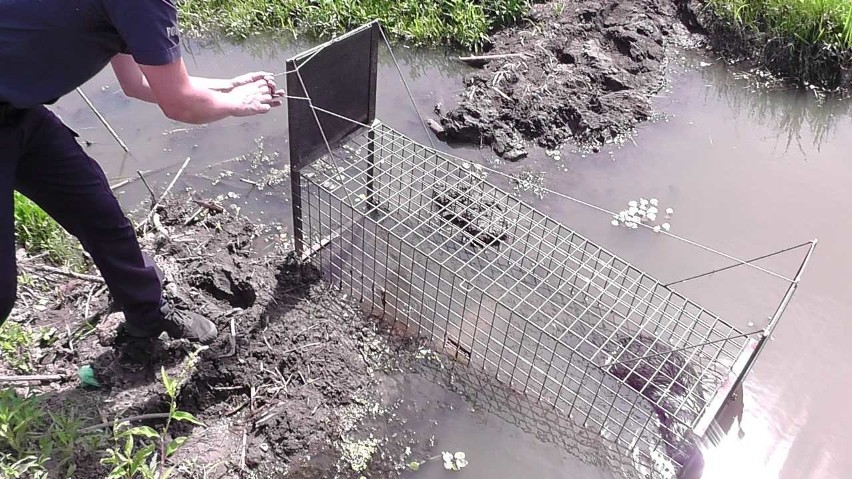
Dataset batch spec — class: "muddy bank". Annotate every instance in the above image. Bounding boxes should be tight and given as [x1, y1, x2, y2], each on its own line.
[0, 196, 434, 478]
[678, 1, 852, 90]
[437, 0, 851, 159]
[439, 0, 689, 158]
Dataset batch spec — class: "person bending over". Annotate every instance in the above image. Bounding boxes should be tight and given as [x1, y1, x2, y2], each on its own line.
[0, 0, 284, 349]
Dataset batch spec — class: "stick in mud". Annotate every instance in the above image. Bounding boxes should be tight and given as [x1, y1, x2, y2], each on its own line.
[193, 199, 224, 213]
[137, 170, 158, 206]
[0, 374, 65, 384]
[79, 413, 173, 434]
[23, 264, 105, 283]
[75, 87, 129, 153]
[458, 52, 530, 64]
[136, 156, 192, 231]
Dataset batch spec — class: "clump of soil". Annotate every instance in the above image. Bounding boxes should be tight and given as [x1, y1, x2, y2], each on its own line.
[176, 262, 380, 476]
[432, 178, 510, 246]
[440, 0, 687, 158]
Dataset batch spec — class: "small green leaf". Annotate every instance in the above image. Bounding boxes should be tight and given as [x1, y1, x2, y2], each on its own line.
[123, 435, 134, 457]
[77, 365, 101, 388]
[130, 443, 157, 473]
[127, 426, 160, 439]
[170, 411, 203, 426]
[408, 461, 421, 471]
[165, 436, 188, 457]
[161, 367, 176, 398]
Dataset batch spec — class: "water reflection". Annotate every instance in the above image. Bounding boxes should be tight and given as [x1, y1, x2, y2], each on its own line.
[180, 33, 468, 81]
[688, 56, 852, 157]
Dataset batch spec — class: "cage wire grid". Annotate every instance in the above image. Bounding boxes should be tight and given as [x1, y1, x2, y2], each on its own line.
[296, 123, 746, 468]
[284, 22, 814, 477]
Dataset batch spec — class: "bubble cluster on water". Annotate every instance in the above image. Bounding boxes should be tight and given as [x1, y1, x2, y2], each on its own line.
[611, 197, 674, 233]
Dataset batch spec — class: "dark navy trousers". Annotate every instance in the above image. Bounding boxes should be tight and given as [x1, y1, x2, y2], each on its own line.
[0, 105, 163, 334]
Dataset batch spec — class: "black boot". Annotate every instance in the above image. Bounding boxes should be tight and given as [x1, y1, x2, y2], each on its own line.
[159, 302, 218, 344]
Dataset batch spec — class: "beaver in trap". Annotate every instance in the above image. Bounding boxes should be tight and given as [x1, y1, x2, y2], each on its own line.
[606, 334, 707, 471]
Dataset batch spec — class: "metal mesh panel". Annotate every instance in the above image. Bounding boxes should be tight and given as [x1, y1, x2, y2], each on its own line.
[294, 122, 755, 474]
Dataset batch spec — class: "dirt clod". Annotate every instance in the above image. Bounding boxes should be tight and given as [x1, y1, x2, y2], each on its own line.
[441, 0, 686, 156]
[433, 178, 510, 245]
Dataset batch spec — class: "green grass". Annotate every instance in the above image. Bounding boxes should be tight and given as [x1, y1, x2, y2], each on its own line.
[0, 366, 201, 478]
[706, 0, 852, 50]
[13, 192, 85, 270]
[0, 389, 82, 479]
[0, 322, 56, 373]
[178, 0, 530, 50]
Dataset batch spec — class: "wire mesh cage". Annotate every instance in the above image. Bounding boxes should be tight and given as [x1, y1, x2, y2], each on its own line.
[295, 122, 758, 474]
[285, 21, 814, 478]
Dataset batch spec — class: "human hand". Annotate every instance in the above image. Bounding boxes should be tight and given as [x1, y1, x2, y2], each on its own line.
[228, 78, 285, 117]
[229, 71, 280, 94]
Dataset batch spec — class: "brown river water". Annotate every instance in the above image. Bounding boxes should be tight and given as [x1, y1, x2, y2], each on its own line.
[51, 36, 851, 479]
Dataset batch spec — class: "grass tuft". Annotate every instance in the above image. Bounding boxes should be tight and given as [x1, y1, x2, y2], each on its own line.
[0, 322, 52, 373]
[706, 0, 852, 50]
[177, 0, 530, 50]
[13, 192, 86, 271]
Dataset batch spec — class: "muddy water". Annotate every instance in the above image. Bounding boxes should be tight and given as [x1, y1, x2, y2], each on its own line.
[488, 56, 852, 479]
[52, 36, 852, 479]
[52, 36, 466, 225]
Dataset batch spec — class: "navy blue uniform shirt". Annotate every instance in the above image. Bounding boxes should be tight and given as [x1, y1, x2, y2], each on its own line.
[0, 0, 181, 108]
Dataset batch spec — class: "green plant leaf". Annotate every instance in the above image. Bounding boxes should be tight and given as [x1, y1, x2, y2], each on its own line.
[161, 367, 177, 398]
[127, 426, 160, 439]
[165, 436, 188, 457]
[123, 434, 134, 457]
[77, 365, 101, 388]
[408, 461, 421, 471]
[170, 411, 203, 426]
[130, 443, 157, 475]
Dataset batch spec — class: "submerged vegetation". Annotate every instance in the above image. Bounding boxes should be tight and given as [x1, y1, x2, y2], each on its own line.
[700, 0, 852, 88]
[178, 0, 530, 49]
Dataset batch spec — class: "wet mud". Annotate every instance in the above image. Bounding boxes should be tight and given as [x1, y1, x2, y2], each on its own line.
[432, 178, 510, 246]
[0, 196, 432, 478]
[440, 0, 689, 158]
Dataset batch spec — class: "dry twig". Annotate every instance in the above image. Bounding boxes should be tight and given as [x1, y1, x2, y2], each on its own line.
[183, 207, 206, 226]
[0, 374, 65, 384]
[79, 413, 172, 434]
[109, 178, 132, 191]
[137, 156, 192, 231]
[24, 264, 104, 284]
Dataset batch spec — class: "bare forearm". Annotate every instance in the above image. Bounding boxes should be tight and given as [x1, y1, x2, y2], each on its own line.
[190, 76, 233, 92]
[127, 76, 233, 104]
[113, 56, 282, 125]
[161, 88, 243, 124]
